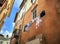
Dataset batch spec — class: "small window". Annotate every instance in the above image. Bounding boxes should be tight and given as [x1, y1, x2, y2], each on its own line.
[32, 9, 37, 19]
[24, 22, 32, 32]
[31, 0, 36, 3]
[31, 0, 33, 3]
[40, 10, 45, 18]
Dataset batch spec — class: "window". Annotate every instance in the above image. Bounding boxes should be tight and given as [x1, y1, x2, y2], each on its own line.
[31, 0, 33, 3]
[31, 0, 36, 3]
[40, 10, 45, 18]
[32, 9, 37, 19]
[24, 24, 28, 32]
[24, 22, 32, 32]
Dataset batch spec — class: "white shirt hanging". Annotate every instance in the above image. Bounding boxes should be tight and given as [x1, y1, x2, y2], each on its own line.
[36, 16, 42, 29]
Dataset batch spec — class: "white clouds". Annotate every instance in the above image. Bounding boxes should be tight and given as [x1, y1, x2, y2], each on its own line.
[0, 0, 22, 38]
[4, 30, 12, 38]
[4, 30, 9, 38]
[9, 33, 12, 38]
[12, 23, 15, 27]
[0, 26, 13, 38]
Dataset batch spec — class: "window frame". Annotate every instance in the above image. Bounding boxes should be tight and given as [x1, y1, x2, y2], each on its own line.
[40, 10, 45, 18]
[31, 0, 36, 4]
[32, 6, 37, 20]
[24, 24, 28, 32]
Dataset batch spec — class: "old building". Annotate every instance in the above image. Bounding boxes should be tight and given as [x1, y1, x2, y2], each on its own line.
[0, 34, 10, 44]
[11, 0, 60, 44]
[0, 0, 14, 30]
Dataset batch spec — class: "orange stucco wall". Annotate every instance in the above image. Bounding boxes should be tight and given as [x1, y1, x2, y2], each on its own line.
[20, 0, 60, 44]
[12, 0, 60, 44]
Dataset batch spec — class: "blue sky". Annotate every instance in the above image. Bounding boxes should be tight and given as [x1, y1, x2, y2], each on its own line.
[0, 0, 22, 37]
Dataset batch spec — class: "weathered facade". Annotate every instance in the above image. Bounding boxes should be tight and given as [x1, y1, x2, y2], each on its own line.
[11, 0, 60, 44]
[0, 34, 10, 44]
[0, 0, 14, 30]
